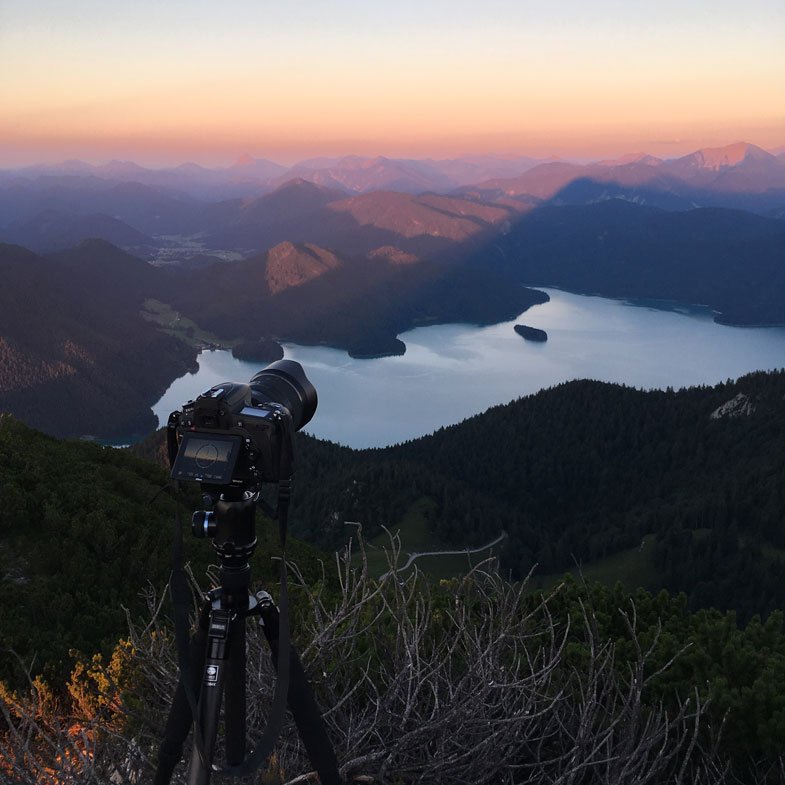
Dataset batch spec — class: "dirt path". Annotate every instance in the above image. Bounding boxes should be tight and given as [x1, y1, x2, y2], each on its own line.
[380, 531, 508, 580]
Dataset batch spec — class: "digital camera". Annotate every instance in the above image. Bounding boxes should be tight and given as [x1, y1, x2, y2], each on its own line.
[167, 359, 317, 488]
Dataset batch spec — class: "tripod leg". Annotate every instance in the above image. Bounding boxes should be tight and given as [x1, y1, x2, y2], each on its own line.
[188, 608, 233, 785]
[258, 597, 342, 785]
[154, 602, 210, 785]
[224, 618, 247, 765]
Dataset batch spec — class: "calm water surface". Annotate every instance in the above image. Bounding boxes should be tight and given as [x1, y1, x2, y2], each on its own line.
[152, 289, 785, 448]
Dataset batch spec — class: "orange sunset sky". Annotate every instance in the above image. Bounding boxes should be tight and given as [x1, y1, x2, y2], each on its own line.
[1, 0, 783, 167]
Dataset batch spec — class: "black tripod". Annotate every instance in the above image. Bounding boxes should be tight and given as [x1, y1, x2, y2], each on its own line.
[153, 490, 341, 785]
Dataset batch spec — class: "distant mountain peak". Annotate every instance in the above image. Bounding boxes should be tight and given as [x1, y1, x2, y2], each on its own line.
[57, 159, 94, 173]
[103, 160, 147, 174]
[173, 162, 210, 173]
[276, 177, 319, 189]
[597, 152, 662, 167]
[264, 240, 341, 294]
[227, 155, 287, 180]
[269, 177, 341, 199]
[677, 142, 776, 170]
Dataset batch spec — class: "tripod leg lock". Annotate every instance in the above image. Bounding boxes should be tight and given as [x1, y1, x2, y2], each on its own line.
[206, 608, 232, 661]
[255, 590, 274, 608]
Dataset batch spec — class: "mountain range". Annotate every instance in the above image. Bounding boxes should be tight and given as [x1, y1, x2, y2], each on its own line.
[1, 141, 784, 438]
[2, 142, 782, 220]
[480, 200, 785, 324]
[0, 152, 548, 202]
[459, 142, 785, 214]
[1, 142, 782, 261]
[2, 191, 783, 439]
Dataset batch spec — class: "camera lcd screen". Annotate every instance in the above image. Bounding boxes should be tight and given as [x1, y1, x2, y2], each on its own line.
[171, 432, 242, 485]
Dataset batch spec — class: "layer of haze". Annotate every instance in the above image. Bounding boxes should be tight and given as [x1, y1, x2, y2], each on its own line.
[1, 0, 783, 166]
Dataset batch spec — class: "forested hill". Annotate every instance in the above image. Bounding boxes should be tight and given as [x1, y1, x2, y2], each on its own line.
[128, 370, 785, 623]
[284, 370, 785, 622]
[0, 241, 196, 439]
[5, 378, 785, 777]
[0, 414, 327, 686]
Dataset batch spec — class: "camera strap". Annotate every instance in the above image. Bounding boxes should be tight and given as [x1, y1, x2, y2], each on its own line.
[167, 490, 210, 764]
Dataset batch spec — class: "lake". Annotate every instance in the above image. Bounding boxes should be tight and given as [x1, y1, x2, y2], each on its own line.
[152, 288, 785, 448]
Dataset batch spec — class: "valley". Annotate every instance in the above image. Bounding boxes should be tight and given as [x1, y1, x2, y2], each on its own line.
[1, 141, 784, 441]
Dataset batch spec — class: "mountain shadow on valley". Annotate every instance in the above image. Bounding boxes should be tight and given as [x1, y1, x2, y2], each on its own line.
[0, 242, 196, 438]
[475, 199, 785, 325]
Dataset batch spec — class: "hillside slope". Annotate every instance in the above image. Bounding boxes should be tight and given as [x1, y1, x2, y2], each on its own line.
[0, 242, 195, 438]
[133, 370, 785, 622]
[287, 371, 785, 621]
[480, 201, 785, 325]
[0, 414, 327, 685]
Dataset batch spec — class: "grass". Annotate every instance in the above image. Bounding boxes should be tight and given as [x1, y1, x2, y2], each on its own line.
[352, 512, 784, 596]
[528, 535, 660, 593]
[352, 498, 507, 580]
[352, 498, 440, 576]
[141, 298, 233, 349]
[353, 500, 659, 586]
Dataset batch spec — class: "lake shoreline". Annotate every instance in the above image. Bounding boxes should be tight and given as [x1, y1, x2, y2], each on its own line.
[144, 289, 785, 450]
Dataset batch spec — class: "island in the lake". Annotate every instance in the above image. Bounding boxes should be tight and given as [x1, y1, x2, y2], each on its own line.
[348, 335, 407, 359]
[514, 324, 548, 342]
[231, 339, 285, 363]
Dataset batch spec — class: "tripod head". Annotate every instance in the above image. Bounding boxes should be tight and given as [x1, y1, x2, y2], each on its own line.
[192, 489, 259, 606]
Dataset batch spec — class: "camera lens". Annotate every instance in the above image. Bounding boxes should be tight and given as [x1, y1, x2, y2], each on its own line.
[248, 359, 317, 431]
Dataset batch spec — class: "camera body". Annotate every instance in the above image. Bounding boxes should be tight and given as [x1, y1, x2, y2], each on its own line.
[167, 359, 317, 490]
[168, 382, 289, 488]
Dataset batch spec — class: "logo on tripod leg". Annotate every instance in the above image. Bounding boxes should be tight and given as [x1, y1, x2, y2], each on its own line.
[205, 664, 220, 687]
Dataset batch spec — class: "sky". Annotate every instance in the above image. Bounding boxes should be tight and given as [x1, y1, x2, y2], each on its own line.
[1, 0, 783, 167]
